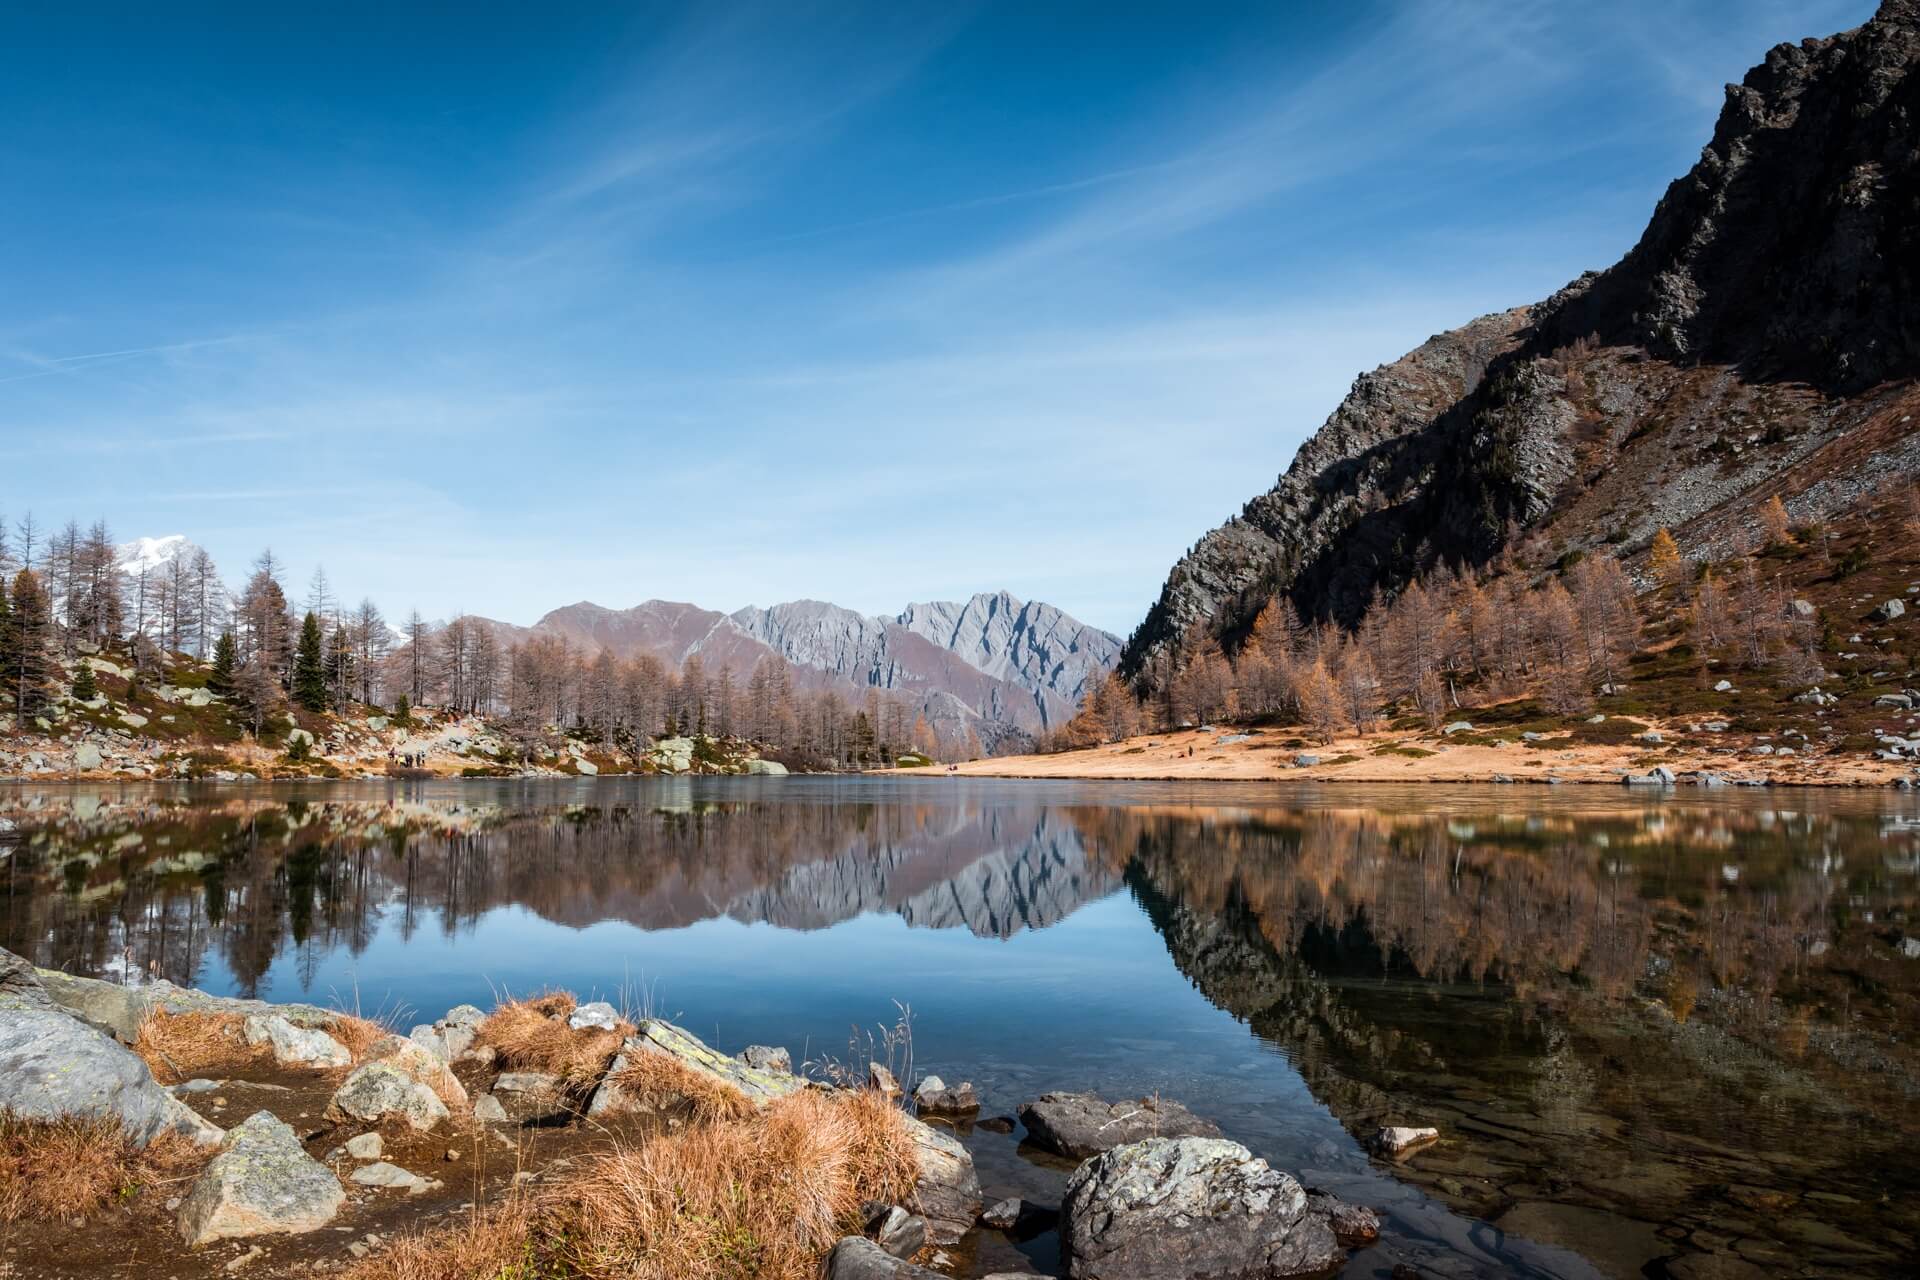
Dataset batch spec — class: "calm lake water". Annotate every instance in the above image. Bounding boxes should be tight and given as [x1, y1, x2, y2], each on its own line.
[3, 777, 1917, 1279]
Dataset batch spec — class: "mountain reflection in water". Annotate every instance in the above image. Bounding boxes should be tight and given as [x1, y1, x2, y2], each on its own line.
[2, 777, 1916, 1279]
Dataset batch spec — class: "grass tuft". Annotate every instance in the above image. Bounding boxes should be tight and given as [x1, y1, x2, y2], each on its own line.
[337, 1089, 917, 1280]
[132, 1011, 258, 1084]
[608, 1049, 755, 1123]
[0, 1115, 205, 1224]
[478, 993, 629, 1092]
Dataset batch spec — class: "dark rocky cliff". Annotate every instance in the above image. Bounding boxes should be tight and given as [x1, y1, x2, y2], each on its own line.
[1122, 0, 1920, 686]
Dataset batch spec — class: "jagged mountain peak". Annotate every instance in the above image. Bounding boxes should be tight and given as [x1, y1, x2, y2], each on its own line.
[1121, 0, 1920, 686]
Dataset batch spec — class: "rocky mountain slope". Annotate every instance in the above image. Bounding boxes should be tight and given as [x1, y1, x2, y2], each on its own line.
[1121, 0, 1920, 686]
[501, 591, 1119, 751]
[115, 534, 205, 579]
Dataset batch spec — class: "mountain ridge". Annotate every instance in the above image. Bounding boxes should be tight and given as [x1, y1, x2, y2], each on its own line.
[1121, 0, 1920, 686]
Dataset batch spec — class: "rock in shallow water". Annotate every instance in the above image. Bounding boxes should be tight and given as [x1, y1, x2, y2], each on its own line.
[1019, 1090, 1223, 1159]
[1060, 1137, 1341, 1280]
[177, 1110, 343, 1246]
[912, 1074, 979, 1115]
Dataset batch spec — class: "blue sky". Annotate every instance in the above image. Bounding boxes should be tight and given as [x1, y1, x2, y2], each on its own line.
[0, 0, 1875, 634]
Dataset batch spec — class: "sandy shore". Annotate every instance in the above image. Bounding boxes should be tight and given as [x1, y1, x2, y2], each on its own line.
[905, 725, 1909, 787]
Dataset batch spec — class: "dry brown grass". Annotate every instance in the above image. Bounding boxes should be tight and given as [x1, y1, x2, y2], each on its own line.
[326, 1013, 391, 1063]
[337, 1089, 918, 1280]
[0, 1116, 205, 1224]
[552, 1088, 918, 1279]
[338, 1197, 540, 1280]
[477, 993, 629, 1092]
[607, 1049, 754, 1123]
[132, 1011, 261, 1084]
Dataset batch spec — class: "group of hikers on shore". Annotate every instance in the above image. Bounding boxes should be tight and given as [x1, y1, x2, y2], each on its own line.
[388, 746, 428, 769]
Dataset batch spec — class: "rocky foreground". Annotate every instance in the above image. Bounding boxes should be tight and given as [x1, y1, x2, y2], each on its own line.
[0, 946, 1384, 1279]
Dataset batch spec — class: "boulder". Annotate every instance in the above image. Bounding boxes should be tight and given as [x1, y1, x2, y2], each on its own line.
[177, 1110, 344, 1246]
[1870, 598, 1906, 622]
[492, 1071, 562, 1095]
[587, 1019, 803, 1117]
[825, 1236, 944, 1279]
[362, 1033, 467, 1108]
[72, 742, 104, 771]
[575, 758, 599, 776]
[745, 758, 789, 776]
[566, 1000, 620, 1031]
[1441, 722, 1473, 736]
[472, 1093, 510, 1124]
[0, 945, 55, 1012]
[913, 1075, 979, 1115]
[903, 1111, 983, 1246]
[28, 966, 335, 1045]
[1019, 1091, 1223, 1159]
[865, 1203, 928, 1258]
[343, 1132, 383, 1159]
[325, 1061, 449, 1132]
[1060, 1137, 1341, 1279]
[1306, 1191, 1381, 1246]
[0, 1001, 223, 1147]
[739, 1044, 792, 1073]
[407, 1004, 485, 1063]
[869, 1062, 901, 1096]
[243, 1014, 350, 1069]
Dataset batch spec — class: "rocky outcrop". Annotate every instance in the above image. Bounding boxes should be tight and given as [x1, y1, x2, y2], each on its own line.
[0, 964, 223, 1148]
[176, 1110, 343, 1246]
[1059, 1137, 1342, 1280]
[1122, 1, 1920, 683]
[1019, 1090, 1224, 1159]
[30, 966, 337, 1044]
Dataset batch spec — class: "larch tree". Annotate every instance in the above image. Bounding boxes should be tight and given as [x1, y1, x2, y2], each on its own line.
[1759, 495, 1793, 548]
[1648, 528, 1682, 585]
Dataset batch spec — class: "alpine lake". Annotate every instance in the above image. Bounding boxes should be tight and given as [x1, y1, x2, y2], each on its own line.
[3, 777, 1915, 1280]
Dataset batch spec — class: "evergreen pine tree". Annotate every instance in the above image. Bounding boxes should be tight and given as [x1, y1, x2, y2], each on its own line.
[209, 631, 238, 695]
[293, 612, 328, 712]
[8, 570, 55, 717]
[72, 661, 97, 702]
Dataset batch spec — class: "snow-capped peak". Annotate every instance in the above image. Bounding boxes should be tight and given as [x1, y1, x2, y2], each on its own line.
[115, 534, 198, 577]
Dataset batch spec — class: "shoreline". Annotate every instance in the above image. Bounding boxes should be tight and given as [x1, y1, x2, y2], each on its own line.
[899, 724, 1918, 789]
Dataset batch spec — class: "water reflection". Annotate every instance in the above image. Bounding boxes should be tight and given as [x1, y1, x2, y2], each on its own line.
[2, 779, 1916, 1278]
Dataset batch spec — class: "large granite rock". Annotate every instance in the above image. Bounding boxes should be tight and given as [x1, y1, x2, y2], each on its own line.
[1060, 1137, 1341, 1279]
[243, 1014, 349, 1069]
[27, 963, 336, 1045]
[0, 1000, 223, 1147]
[407, 1004, 485, 1063]
[903, 1111, 983, 1246]
[325, 1061, 449, 1132]
[361, 1033, 467, 1108]
[586, 1019, 802, 1117]
[1019, 1090, 1223, 1159]
[177, 1110, 344, 1246]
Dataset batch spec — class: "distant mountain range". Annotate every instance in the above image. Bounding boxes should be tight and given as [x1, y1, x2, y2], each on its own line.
[111, 529, 1118, 750]
[478, 592, 1119, 751]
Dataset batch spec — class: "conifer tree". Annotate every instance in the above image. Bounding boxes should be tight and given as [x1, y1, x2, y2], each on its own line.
[71, 661, 97, 702]
[8, 570, 55, 717]
[209, 631, 238, 695]
[1649, 528, 1682, 584]
[293, 612, 327, 712]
